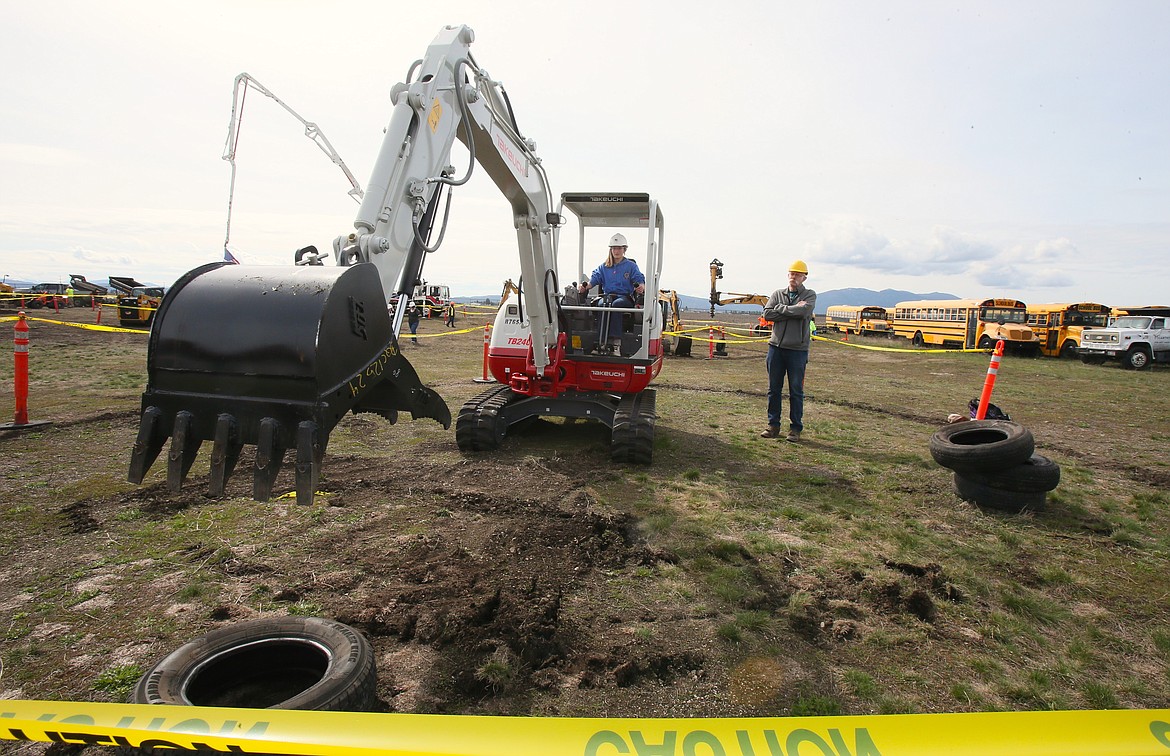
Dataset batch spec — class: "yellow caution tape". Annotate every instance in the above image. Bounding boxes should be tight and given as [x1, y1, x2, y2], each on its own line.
[411, 325, 485, 339]
[811, 335, 986, 354]
[665, 325, 988, 354]
[0, 318, 987, 358]
[0, 315, 148, 334]
[1, 699, 1168, 755]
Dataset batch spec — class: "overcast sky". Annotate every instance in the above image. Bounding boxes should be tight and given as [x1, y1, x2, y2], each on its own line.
[2, 0, 1167, 306]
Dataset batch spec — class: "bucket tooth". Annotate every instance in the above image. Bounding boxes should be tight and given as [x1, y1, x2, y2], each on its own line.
[208, 413, 242, 498]
[129, 406, 165, 484]
[166, 411, 201, 492]
[253, 418, 285, 502]
[295, 421, 324, 506]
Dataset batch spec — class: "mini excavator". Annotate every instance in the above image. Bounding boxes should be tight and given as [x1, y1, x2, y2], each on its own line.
[128, 25, 666, 505]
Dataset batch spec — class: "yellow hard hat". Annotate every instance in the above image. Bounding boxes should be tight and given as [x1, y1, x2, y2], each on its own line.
[789, 259, 809, 275]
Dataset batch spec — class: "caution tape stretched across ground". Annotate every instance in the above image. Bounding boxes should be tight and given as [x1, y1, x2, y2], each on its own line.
[671, 323, 988, 354]
[410, 324, 485, 339]
[2, 699, 1169, 754]
[2, 313, 990, 354]
[0, 315, 147, 335]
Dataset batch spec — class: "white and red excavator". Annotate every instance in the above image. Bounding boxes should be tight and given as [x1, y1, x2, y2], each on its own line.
[128, 25, 666, 505]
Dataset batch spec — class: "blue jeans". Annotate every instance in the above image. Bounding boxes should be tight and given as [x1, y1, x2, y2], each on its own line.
[766, 345, 808, 431]
[597, 294, 634, 342]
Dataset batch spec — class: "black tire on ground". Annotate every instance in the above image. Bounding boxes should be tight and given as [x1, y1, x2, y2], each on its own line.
[131, 616, 378, 712]
[978, 335, 994, 349]
[960, 453, 1061, 493]
[1058, 341, 1078, 359]
[929, 420, 1035, 474]
[912, 332, 924, 347]
[1123, 346, 1151, 370]
[953, 472, 1046, 512]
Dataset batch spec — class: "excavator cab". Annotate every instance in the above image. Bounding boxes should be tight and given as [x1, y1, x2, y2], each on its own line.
[459, 193, 665, 463]
[561, 193, 664, 359]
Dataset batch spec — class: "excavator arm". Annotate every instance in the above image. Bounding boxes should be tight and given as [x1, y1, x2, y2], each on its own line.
[128, 25, 561, 505]
[338, 24, 559, 365]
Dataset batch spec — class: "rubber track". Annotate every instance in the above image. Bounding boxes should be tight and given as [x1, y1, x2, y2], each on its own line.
[611, 389, 656, 464]
[455, 384, 515, 452]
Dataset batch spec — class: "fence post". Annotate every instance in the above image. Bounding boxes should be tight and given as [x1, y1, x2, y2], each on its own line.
[12, 312, 28, 425]
[714, 327, 728, 357]
[1, 312, 51, 431]
[473, 324, 495, 383]
[975, 339, 1005, 420]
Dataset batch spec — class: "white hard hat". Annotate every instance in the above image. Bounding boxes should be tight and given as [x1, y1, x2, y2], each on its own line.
[608, 233, 628, 248]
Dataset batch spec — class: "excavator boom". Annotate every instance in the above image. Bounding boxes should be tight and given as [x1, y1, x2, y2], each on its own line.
[129, 25, 560, 504]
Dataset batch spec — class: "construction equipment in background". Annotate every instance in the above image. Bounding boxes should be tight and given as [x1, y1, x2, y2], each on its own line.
[68, 274, 111, 305]
[500, 279, 521, 304]
[708, 258, 770, 334]
[118, 286, 166, 328]
[108, 276, 145, 296]
[128, 26, 666, 505]
[412, 280, 451, 317]
[658, 290, 692, 356]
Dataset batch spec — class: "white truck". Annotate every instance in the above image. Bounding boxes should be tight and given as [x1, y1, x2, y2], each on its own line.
[1079, 308, 1170, 369]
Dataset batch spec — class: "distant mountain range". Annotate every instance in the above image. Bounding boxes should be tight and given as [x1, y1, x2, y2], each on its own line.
[6, 274, 955, 318]
[458, 288, 958, 315]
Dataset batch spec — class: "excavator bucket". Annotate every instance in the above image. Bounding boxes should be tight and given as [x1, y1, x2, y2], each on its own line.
[128, 262, 450, 504]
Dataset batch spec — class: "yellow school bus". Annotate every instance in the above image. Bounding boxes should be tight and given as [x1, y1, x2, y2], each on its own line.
[1026, 302, 1110, 358]
[892, 298, 1040, 351]
[825, 305, 892, 336]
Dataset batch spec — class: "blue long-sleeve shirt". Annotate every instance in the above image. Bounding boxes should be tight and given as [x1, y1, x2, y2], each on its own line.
[588, 258, 645, 297]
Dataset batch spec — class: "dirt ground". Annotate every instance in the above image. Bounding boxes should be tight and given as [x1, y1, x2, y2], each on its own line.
[0, 309, 813, 726]
[2, 303, 1169, 754]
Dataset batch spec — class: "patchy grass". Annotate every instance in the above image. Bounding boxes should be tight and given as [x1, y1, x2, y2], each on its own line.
[1, 308, 1169, 718]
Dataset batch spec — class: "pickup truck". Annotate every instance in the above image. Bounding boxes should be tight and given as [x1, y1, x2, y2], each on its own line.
[17, 283, 73, 309]
[1079, 314, 1170, 369]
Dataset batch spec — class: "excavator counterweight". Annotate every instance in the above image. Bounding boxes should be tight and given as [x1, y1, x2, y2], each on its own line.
[128, 262, 449, 502]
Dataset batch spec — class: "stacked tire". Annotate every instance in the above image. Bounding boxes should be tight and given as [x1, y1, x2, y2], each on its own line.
[929, 420, 1060, 513]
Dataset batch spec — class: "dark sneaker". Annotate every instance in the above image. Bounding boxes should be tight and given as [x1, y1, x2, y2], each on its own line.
[760, 426, 781, 439]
